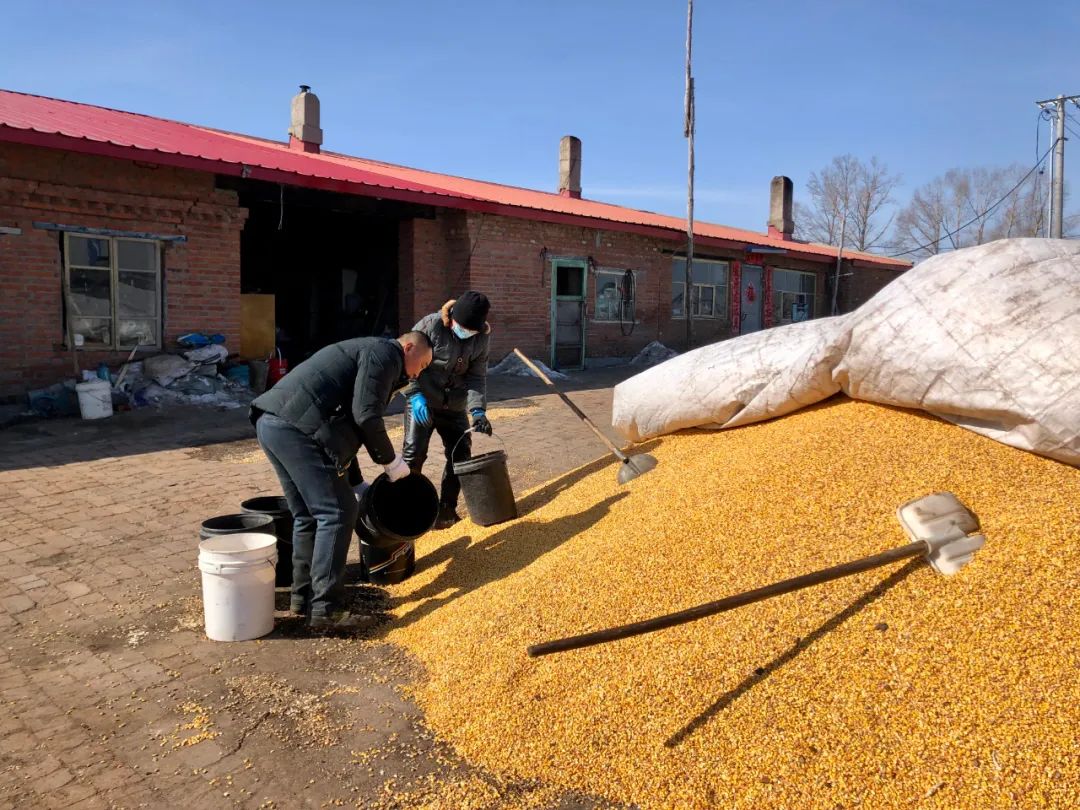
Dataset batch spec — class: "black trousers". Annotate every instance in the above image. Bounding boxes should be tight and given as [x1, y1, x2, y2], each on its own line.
[402, 406, 471, 508]
[255, 414, 357, 616]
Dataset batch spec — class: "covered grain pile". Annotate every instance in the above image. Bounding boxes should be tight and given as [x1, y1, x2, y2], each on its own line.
[382, 398, 1079, 808]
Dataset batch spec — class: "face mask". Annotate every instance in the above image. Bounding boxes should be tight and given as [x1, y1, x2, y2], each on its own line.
[451, 322, 478, 340]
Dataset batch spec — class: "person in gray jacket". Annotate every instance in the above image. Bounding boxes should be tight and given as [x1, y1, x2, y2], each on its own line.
[403, 292, 492, 529]
[251, 332, 432, 629]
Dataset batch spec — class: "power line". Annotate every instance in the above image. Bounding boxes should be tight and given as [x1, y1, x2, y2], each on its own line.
[1066, 110, 1080, 138]
[1036, 107, 1054, 161]
[890, 139, 1059, 259]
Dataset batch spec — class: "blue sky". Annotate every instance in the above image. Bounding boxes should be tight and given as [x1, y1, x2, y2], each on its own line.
[4, 1, 1079, 234]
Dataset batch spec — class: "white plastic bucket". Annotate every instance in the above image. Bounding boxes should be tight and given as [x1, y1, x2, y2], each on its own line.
[197, 532, 278, 641]
[75, 379, 113, 420]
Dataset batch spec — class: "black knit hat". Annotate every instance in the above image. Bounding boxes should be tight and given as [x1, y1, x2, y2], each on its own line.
[451, 291, 490, 331]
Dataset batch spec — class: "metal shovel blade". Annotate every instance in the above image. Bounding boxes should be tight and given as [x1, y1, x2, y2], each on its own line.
[617, 453, 658, 484]
[896, 491, 985, 576]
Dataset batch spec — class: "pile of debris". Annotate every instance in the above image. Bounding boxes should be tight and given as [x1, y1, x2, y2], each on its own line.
[489, 352, 568, 380]
[121, 344, 252, 410]
[23, 335, 253, 421]
[629, 341, 678, 367]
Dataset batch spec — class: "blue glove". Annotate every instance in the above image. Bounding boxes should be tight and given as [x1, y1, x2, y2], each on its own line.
[409, 392, 432, 427]
[470, 408, 492, 436]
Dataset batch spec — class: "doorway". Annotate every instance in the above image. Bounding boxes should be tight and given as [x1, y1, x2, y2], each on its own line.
[551, 260, 587, 370]
[225, 178, 429, 367]
[740, 264, 764, 333]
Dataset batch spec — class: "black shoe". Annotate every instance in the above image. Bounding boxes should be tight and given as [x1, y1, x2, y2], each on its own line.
[289, 597, 307, 616]
[433, 503, 461, 530]
[307, 610, 380, 631]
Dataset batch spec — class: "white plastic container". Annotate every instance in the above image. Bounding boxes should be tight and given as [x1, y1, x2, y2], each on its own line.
[197, 532, 277, 641]
[75, 379, 113, 420]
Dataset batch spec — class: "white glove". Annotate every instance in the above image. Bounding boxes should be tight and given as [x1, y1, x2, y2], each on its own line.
[383, 456, 410, 482]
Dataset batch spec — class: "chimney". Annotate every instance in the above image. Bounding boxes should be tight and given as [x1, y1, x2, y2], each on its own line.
[558, 135, 582, 198]
[288, 85, 323, 154]
[767, 175, 794, 240]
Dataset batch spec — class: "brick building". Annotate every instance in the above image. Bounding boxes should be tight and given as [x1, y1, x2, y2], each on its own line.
[0, 87, 909, 399]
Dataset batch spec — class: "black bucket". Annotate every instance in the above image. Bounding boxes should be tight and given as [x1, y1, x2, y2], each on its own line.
[357, 474, 440, 548]
[452, 433, 517, 527]
[358, 539, 416, 586]
[355, 473, 438, 585]
[240, 496, 294, 587]
[199, 513, 276, 558]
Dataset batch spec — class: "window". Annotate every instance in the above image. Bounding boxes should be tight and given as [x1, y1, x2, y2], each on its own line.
[64, 234, 161, 349]
[772, 269, 817, 325]
[594, 269, 636, 322]
[671, 258, 729, 319]
[555, 263, 585, 297]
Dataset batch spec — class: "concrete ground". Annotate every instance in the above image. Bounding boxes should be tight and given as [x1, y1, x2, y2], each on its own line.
[0, 367, 639, 809]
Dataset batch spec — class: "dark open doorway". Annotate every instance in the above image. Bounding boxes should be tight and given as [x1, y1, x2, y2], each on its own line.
[220, 177, 432, 366]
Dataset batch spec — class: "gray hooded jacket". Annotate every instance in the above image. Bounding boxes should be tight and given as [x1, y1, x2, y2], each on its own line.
[404, 299, 489, 413]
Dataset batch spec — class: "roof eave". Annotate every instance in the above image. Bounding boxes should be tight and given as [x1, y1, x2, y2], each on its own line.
[0, 126, 911, 269]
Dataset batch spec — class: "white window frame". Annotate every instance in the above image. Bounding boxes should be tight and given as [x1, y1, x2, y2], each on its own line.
[772, 268, 817, 326]
[593, 268, 637, 323]
[63, 233, 162, 350]
[672, 258, 729, 320]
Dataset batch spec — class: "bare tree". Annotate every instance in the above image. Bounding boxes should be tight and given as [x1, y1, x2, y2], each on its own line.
[849, 157, 902, 250]
[992, 165, 1048, 240]
[896, 164, 1060, 259]
[795, 154, 900, 250]
[894, 178, 949, 257]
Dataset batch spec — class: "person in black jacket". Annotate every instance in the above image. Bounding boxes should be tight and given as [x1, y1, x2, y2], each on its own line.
[402, 292, 492, 529]
[251, 332, 432, 629]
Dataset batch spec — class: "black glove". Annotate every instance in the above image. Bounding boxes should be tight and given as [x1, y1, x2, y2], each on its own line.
[470, 408, 492, 436]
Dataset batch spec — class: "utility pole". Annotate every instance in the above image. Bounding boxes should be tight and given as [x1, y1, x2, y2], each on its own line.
[831, 214, 846, 316]
[1036, 94, 1080, 238]
[684, 0, 695, 350]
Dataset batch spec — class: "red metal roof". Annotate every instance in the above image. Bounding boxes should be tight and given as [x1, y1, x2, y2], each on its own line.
[0, 89, 909, 268]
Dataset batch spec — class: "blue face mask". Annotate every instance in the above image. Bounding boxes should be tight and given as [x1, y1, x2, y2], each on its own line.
[451, 322, 479, 340]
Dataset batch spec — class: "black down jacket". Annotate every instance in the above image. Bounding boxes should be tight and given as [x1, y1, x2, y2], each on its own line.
[250, 337, 406, 468]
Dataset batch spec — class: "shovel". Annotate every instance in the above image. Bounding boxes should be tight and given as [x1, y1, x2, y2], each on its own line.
[512, 349, 658, 485]
[527, 492, 985, 657]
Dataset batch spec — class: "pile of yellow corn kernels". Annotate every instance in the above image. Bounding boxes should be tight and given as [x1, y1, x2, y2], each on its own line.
[384, 398, 1080, 808]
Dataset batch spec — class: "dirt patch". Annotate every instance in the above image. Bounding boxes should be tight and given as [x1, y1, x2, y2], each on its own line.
[30, 551, 76, 567]
[225, 673, 358, 748]
[186, 439, 263, 464]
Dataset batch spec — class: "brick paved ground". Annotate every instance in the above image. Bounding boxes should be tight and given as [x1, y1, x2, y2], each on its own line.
[0, 368, 638, 809]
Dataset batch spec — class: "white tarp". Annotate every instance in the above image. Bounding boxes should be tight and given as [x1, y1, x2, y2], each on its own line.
[613, 239, 1080, 466]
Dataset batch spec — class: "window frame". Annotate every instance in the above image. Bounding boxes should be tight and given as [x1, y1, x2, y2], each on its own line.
[671, 257, 729, 320]
[771, 268, 818, 326]
[592, 268, 637, 324]
[63, 232, 163, 350]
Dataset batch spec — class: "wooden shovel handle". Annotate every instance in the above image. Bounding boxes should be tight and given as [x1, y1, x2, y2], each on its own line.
[512, 349, 626, 459]
[527, 540, 928, 657]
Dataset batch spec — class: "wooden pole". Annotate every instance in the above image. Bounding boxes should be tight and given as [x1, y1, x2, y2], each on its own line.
[62, 261, 81, 380]
[684, 0, 695, 350]
[527, 540, 926, 657]
[512, 349, 628, 460]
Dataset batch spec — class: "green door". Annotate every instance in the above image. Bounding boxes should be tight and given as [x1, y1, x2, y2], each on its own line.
[550, 260, 587, 370]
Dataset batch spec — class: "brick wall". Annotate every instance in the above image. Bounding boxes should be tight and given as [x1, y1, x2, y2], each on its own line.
[399, 210, 909, 366]
[457, 214, 673, 364]
[0, 138, 905, 398]
[403, 211, 667, 364]
[839, 262, 906, 313]
[0, 142, 246, 398]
